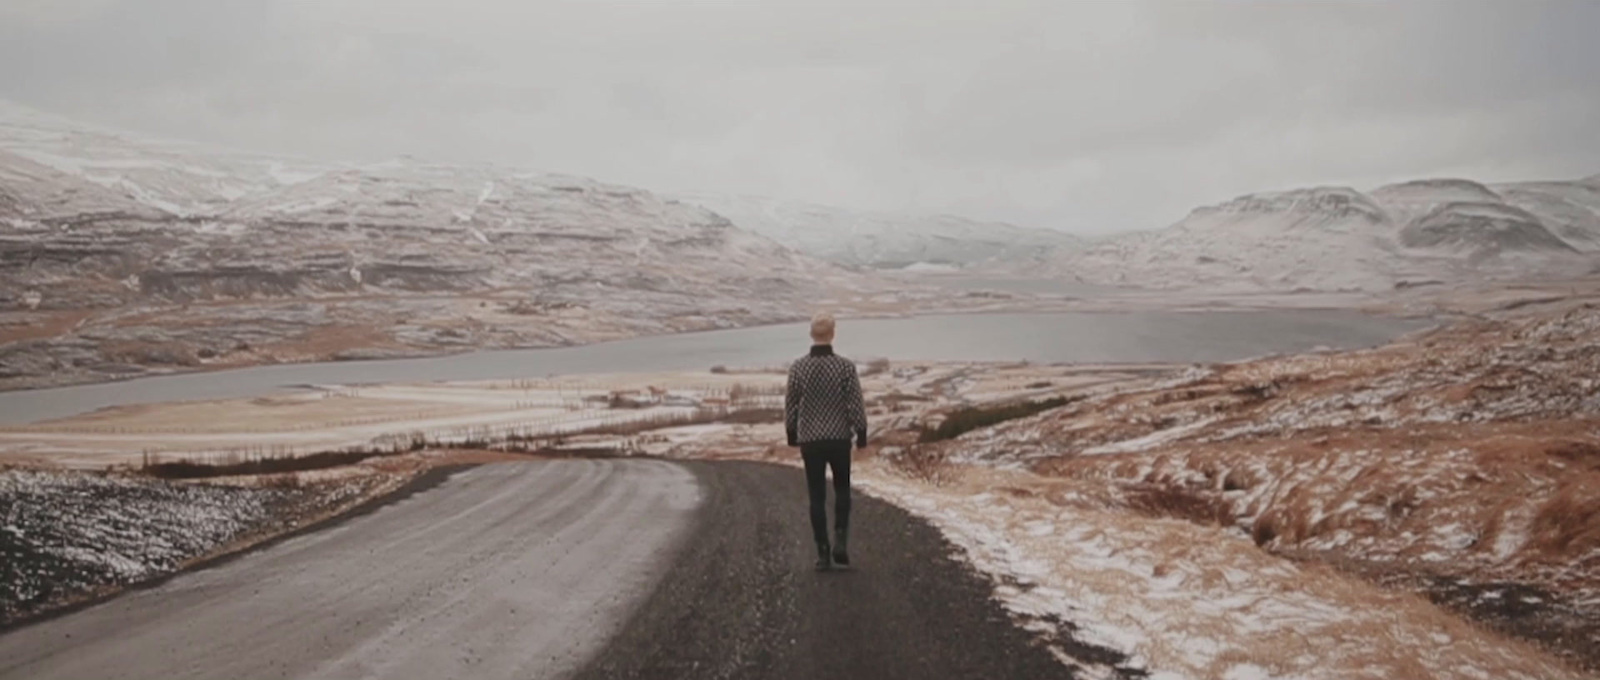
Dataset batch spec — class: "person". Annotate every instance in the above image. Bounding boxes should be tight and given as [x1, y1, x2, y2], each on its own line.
[785, 312, 868, 571]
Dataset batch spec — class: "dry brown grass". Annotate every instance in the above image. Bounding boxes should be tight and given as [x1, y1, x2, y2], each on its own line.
[857, 463, 1591, 680]
[1528, 479, 1600, 559]
[0, 309, 94, 344]
[586, 301, 1600, 675]
[886, 443, 961, 487]
[257, 323, 401, 362]
[1122, 482, 1231, 526]
[99, 339, 202, 367]
[985, 304, 1600, 671]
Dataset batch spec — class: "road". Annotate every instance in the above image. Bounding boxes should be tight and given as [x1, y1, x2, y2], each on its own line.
[0, 460, 1074, 680]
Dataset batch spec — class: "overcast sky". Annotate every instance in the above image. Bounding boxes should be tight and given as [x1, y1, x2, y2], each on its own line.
[2, 0, 1598, 234]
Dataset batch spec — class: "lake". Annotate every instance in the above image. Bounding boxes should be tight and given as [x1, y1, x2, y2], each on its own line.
[0, 311, 1429, 425]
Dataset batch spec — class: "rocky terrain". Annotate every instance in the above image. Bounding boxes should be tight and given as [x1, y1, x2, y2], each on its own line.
[0, 101, 866, 390]
[1046, 176, 1600, 293]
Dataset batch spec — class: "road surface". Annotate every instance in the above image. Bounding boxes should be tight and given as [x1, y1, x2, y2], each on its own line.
[0, 460, 1076, 679]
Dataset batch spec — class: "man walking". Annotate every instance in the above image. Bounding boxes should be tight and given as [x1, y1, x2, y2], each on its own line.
[785, 312, 868, 571]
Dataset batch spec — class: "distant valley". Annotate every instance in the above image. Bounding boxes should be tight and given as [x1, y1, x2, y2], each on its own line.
[0, 102, 862, 389]
[675, 193, 1080, 271]
[2, 99, 1596, 390]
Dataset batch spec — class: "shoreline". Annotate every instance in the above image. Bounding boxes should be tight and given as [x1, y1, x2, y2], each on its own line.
[4, 296, 1597, 675]
[0, 297, 1430, 396]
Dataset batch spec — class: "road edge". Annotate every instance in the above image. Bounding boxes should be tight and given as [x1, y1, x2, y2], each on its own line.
[0, 463, 472, 635]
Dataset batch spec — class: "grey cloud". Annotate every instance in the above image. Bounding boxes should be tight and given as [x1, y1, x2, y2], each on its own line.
[1, 0, 1596, 233]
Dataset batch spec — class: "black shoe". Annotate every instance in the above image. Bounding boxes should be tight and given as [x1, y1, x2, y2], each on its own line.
[815, 541, 832, 571]
[832, 527, 850, 568]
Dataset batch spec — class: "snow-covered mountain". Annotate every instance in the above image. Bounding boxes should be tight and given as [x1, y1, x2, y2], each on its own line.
[0, 102, 835, 308]
[0, 99, 331, 218]
[1492, 175, 1600, 250]
[1049, 176, 1599, 292]
[0, 101, 853, 388]
[675, 193, 1081, 270]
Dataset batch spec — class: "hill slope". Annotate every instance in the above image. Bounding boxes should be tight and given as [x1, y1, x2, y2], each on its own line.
[676, 193, 1080, 270]
[1048, 176, 1598, 292]
[0, 101, 853, 389]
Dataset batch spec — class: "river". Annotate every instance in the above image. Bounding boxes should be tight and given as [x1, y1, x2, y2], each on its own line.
[0, 311, 1429, 425]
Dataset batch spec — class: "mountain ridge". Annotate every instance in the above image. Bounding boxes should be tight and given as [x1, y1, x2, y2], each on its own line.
[1046, 173, 1599, 292]
[675, 192, 1081, 270]
[0, 99, 862, 389]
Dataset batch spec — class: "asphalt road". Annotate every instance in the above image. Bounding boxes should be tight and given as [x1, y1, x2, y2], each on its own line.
[0, 460, 702, 680]
[578, 460, 1075, 680]
[0, 459, 1077, 680]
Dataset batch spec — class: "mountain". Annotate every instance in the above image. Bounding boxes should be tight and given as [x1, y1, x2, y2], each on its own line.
[1056, 187, 1402, 292]
[675, 193, 1080, 270]
[0, 99, 330, 218]
[1049, 176, 1599, 293]
[1397, 202, 1573, 257]
[1491, 179, 1600, 251]
[0, 101, 852, 389]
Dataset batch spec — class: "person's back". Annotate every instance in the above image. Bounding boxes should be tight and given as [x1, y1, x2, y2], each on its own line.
[785, 312, 867, 570]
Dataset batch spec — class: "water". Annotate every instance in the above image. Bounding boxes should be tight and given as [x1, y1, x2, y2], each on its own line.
[0, 311, 1428, 425]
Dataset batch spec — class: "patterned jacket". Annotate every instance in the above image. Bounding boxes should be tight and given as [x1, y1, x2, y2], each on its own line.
[785, 345, 868, 447]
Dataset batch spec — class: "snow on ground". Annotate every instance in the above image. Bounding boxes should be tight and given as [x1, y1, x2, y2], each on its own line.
[0, 468, 390, 622]
[6, 298, 1598, 676]
[0, 374, 788, 467]
[880, 299, 1600, 674]
[1043, 177, 1599, 294]
[645, 303, 1600, 677]
[0, 99, 887, 391]
[857, 463, 1585, 680]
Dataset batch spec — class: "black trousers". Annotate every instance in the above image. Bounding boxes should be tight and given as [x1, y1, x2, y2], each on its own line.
[800, 440, 852, 546]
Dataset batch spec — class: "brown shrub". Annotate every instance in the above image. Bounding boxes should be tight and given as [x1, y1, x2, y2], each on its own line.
[889, 444, 959, 487]
[1124, 483, 1232, 526]
[1251, 513, 1282, 546]
[142, 448, 390, 478]
[262, 473, 304, 489]
[1222, 467, 1258, 492]
[1275, 482, 1318, 543]
[918, 396, 1076, 443]
[1527, 480, 1600, 557]
[1548, 440, 1600, 472]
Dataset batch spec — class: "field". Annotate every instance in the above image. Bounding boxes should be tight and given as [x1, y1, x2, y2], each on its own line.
[4, 286, 1599, 677]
